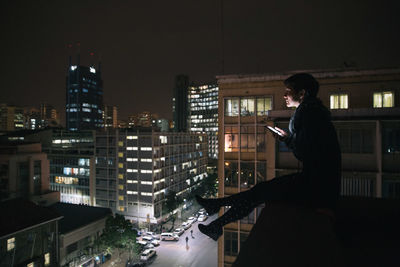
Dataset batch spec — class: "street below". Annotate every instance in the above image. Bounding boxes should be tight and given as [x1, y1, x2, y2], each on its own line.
[149, 214, 218, 267]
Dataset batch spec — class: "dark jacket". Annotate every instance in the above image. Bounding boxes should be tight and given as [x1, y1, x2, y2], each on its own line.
[284, 97, 341, 210]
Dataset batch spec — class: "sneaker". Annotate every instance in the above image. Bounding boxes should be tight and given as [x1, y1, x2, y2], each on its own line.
[198, 223, 222, 241]
[195, 195, 220, 215]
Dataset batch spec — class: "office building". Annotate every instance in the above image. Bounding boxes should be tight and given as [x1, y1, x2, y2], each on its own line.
[3, 129, 96, 205]
[217, 68, 400, 266]
[40, 103, 60, 128]
[189, 84, 219, 159]
[0, 142, 60, 205]
[0, 104, 25, 132]
[66, 57, 104, 131]
[95, 128, 208, 224]
[103, 105, 118, 129]
[172, 75, 189, 132]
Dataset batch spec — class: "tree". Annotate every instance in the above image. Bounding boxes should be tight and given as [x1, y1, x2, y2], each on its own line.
[94, 214, 141, 261]
[164, 190, 183, 228]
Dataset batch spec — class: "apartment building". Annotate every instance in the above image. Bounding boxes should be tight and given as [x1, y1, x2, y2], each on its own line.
[95, 128, 208, 224]
[217, 68, 400, 266]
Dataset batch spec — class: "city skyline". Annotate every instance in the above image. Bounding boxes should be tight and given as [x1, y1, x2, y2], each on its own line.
[2, 1, 399, 123]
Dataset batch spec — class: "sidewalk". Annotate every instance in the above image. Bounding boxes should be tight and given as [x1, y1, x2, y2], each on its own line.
[162, 201, 202, 232]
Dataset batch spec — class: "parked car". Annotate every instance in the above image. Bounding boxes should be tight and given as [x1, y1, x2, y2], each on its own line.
[145, 243, 155, 249]
[161, 232, 179, 241]
[198, 214, 208, 222]
[137, 240, 147, 246]
[151, 239, 160, 246]
[198, 210, 208, 216]
[187, 216, 197, 224]
[126, 260, 146, 267]
[140, 249, 157, 261]
[173, 228, 185, 236]
[181, 222, 191, 230]
[142, 236, 153, 242]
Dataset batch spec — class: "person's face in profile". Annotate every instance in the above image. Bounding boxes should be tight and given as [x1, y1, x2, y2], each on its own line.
[283, 88, 303, 108]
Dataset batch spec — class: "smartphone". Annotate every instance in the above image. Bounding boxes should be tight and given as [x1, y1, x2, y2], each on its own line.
[266, 126, 284, 136]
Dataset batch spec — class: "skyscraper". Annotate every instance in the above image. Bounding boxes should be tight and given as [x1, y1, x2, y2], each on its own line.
[172, 75, 189, 132]
[103, 105, 118, 129]
[188, 84, 219, 159]
[66, 56, 104, 131]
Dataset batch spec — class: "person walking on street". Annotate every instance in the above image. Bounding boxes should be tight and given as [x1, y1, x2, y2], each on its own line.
[190, 229, 193, 237]
[185, 236, 189, 245]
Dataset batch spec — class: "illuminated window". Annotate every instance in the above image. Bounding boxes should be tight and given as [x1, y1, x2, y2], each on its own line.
[127, 136, 138, 139]
[240, 98, 255, 116]
[119, 196, 124, 200]
[118, 152, 123, 158]
[118, 141, 124, 147]
[118, 163, 123, 168]
[330, 94, 348, 109]
[140, 159, 152, 162]
[44, 253, 50, 266]
[126, 147, 138, 150]
[118, 174, 124, 179]
[225, 98, 239, 116]
[119, 207, 124, 211]
[224, 126, 239, 152]
[119, 185, 124, 190]
[127, 158, 138, 161]
[373, 91, 394, 108]
[27, 263, 34, 267]
[140, 147, 152, 151]
[256, 97, 272, 116]
[141, 192, 152, 196]
[7, 237, 15, 251]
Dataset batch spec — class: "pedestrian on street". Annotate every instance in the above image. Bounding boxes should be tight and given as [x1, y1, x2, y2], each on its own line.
[185, 236, 189, 245]
[190, 229, 193, 237]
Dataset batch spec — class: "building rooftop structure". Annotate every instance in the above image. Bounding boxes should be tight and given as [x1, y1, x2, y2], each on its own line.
[0, 198, 62, 238]
[232, 197, 400, 267]
[49, 202, 111, 234]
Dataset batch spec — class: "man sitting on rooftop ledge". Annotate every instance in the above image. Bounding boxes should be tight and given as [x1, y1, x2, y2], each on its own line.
[196, 73, 342, 241]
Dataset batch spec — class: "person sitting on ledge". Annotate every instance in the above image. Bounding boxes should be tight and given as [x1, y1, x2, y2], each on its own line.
[196, 73, 342, 241]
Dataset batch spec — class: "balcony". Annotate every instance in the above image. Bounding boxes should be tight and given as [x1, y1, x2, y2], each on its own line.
[231, 197, 400, 267]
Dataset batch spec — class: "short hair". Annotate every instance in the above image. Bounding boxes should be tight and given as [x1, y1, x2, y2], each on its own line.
[284, 73, 319, 98]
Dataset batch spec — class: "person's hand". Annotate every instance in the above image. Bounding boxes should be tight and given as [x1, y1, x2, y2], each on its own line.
[273, 126, 288, 141]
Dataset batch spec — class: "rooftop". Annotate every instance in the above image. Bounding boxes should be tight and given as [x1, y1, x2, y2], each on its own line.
[0, 198, 62, 238]
[49, 202, 112, 234]
[232, 197, 400, 267]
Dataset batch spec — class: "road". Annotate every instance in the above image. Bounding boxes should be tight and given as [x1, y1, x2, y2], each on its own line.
[149, 214, 218, 267]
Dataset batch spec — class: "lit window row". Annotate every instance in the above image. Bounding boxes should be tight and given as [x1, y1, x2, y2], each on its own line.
[329, 91, 394, 109]
[127, 158, 138, 161]
[127, 180, 138, 183]
[141, 159, 152, 162]
[127, 191, 138, 194]
[140, 147, 152, 151]
[127, 136, 138, 139]
[141, 192, 152, 196]
[141, 181, 152, 185]
[127, 147, 138, 150]
[127, 169, 138, 173]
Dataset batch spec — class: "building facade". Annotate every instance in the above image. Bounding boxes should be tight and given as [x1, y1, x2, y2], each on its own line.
[0, 199, 62, 267]
[66, 58, 104, 131]
[217, 68, 400, 266]
[103, 105, 118, 129]
[0, 104, 25, 132]
[188, 84, 219, 159]
[95, 128, 208, 224]
[172, 75, 189, 132]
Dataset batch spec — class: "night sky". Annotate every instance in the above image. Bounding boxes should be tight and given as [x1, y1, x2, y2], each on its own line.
[1, 0, 399, 123]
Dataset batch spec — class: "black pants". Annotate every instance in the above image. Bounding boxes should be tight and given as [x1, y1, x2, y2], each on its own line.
[211, 173, 309, 228]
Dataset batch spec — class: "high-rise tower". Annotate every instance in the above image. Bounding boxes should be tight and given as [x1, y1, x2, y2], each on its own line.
[66, 56, 104, 131]
[172, 75, 189, 132]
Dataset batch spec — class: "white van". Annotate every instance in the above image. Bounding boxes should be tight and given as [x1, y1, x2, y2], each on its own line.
[140, 249, 156, 261]
[161, 232, 179, 241]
